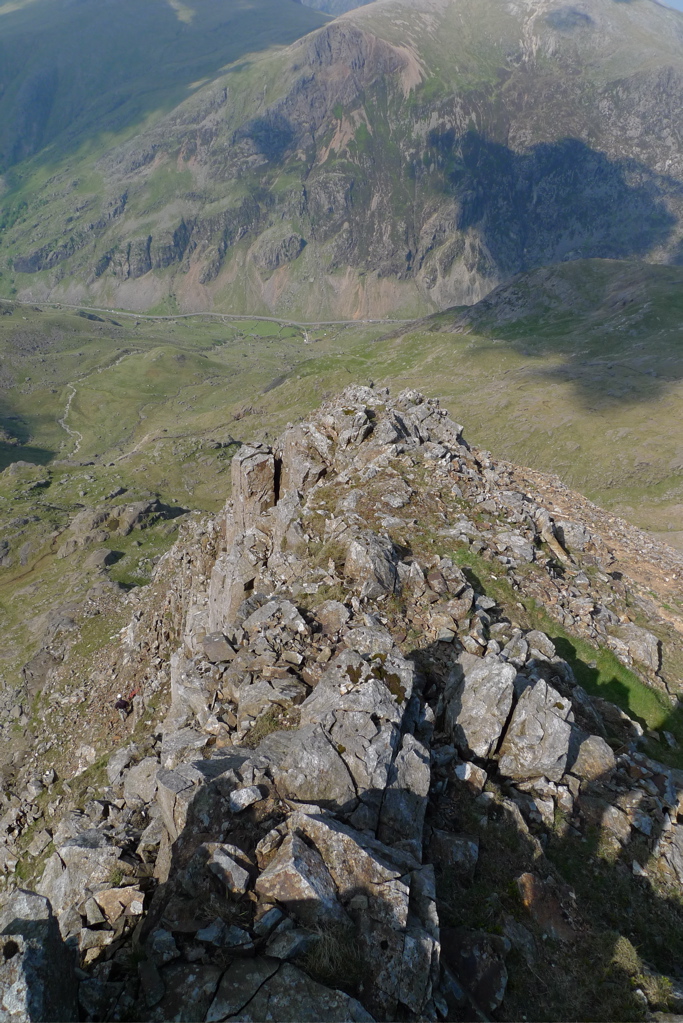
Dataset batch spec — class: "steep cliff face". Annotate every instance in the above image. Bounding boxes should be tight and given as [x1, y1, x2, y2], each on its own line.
[8, 0, 683, 317]
[2, 387, 683, 1021]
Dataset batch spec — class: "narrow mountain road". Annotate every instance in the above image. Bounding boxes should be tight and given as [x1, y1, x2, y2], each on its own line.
[14, 298, 413, 329]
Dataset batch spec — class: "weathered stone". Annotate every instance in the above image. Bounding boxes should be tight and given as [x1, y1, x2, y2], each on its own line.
[123, 756, 159, 805]
[315, 600, 350, 635]
[78, 979, 124, 1019]
[429, 830, 479, 876]
[270, 723, 358, 813]
[0, 889, 78, 1022]
[569, 733, 616, 782]
[202, 633, 236, 663]
[498, 680, 572, 782]
[222, 962, 374, 1022]
[208, 846, 251, 895]
[525, 630, 556, 660]
[344, 532, 398, 599]
[37, 831, 126, 922]
[445, 656, 516, 758]
[146, 963, 222, 1022]
[377, 733, 430, 860]
[441, 927, 508, 1013]
[502, 634, 529, 668]
[266, 924, 319, 960]
[159, 728, 209, 770]
[106, 744, 137, 785]
[27, 830, 51, 858]
[515, 873, 574, 941]
[146, 928, 180, 966]
[206, 957, 281, 1021]
[139, 960, 165, 1009]
[610, 624, 661, 673]
[94, 886, 144, 924]
[228, 784, 265, 813]
[255, 833, 349, 928]
[453, 761, 487, 794]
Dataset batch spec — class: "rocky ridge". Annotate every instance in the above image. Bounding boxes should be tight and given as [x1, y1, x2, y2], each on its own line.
[1, 386, 683, 1020]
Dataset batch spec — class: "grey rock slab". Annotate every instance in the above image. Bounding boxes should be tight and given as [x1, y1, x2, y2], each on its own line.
[270, 723, 358, 814]
[344, 531, 398, 599]
[0, 889, 78, 1022]
[160, 728, 209, 770]
[222, 962, 374, 1022]
[78, 979, 124, 1019]
[255, 833, 349, 928]
[569, 733, 616, 782]
[285, 811, 412, 932]
[202, 633, 236, 663]
[343, 625, 394, 656]
[398, 923, 439, 1015]
[27, 829, 51, 858]
[300, 649, 411, 726]
[124, 756, 159, 805]
[377, 733, 431, 860]
[37, 832, 125, 922]
[146, 928, 180, 966]
[441, 928, 508, 1014]
[525, 630, 556, 660]
[139, 960, 165, 1009]
[253, 907, 285, 937]
[146, 963, 222, 1022]
[429, 830, 479, 876]
[266, 925, 318, 960]
[107, 744, 138, 785]
[208, 847, 251, 895]
[502, 634, 528, 668]
[444, 655, 516, 758]
[206, 957, 280, 1022]
[610, 623, 661, 673]
[315, 600, 350, 635]
[228, 785, 265, 813]
[498, 680, 572, 782]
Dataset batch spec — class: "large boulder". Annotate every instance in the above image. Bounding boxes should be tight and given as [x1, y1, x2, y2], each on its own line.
[344, 532, 399, 599]
[568, 732, 616, 783]
[269, 724, 359, 814]
[0, 890, 78, 1022]
[498, 680, 572, 782]
[608, 623, 661, 673]
[216, 961, 374, 1022]
[255, 833, 349, 928]
[444, 656, 516, 758]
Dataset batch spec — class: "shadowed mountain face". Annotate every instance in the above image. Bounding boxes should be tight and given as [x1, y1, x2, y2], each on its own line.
[0, 0, 329, 171]
[5, 0, 683, 317]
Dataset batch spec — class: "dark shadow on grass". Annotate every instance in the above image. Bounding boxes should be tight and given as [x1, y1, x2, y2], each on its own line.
[0, 443, 54, 471]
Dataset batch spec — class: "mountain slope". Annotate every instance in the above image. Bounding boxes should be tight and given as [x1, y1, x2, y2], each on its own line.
[5, 0, 683, 317]
[0, 0, 328, 172]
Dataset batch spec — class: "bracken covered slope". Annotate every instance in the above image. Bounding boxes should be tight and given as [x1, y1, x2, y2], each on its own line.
[1, 386, 683, 1021]
[7, 0, 683, 318]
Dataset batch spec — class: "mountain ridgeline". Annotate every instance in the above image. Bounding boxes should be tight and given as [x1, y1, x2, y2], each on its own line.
[3, 0, 683, 318]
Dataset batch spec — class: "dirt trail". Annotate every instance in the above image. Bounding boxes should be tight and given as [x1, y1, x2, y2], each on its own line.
[57, 384, 83, 455]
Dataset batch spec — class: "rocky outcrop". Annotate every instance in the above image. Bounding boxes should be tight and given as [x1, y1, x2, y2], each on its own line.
[1, 386, 683, 1021]
[0, 889, 78, 1022]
